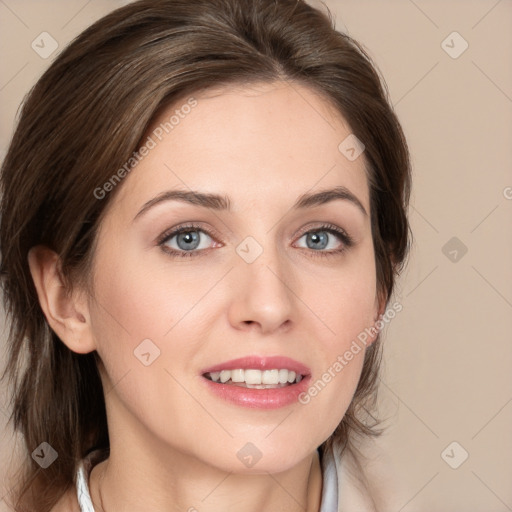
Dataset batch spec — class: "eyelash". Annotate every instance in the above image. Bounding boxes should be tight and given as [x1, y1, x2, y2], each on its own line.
[157, 222, 354, 259]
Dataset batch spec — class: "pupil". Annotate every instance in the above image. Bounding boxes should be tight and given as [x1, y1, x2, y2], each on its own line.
[178, 231, 199, 250]
[308, 231, 327, 250]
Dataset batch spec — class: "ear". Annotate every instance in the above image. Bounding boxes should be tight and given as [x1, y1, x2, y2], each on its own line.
[27, 245, 96, 354]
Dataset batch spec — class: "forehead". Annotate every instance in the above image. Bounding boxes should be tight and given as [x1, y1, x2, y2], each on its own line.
[111, 80, 370, 217]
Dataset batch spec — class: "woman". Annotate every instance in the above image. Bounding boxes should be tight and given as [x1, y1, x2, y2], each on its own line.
[0, 0, 411, 510]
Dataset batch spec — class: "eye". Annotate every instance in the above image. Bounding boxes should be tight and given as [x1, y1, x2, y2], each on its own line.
[294, 223, 354, 257]
[157, 223, 218, 258]
[157, 222, 354, 259]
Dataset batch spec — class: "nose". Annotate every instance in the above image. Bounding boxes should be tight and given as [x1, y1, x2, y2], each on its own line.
[227, 243, 296, 335]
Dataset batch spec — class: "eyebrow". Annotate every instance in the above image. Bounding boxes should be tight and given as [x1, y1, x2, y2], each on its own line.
[134, 185, 367, 221]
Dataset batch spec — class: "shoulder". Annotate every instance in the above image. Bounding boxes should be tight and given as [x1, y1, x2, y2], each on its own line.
[49, 487, 80, 512]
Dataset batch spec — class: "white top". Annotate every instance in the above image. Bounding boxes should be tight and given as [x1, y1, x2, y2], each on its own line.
[76, 446, 339, 511]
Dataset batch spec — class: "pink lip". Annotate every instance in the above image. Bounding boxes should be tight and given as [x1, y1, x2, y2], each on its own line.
[200, 356, 311, 410]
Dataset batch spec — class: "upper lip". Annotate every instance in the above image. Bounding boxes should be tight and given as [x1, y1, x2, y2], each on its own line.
[201, 356, 310, 376]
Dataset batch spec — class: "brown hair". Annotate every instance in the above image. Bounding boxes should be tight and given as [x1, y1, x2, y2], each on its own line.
[0, 0, 411, 509]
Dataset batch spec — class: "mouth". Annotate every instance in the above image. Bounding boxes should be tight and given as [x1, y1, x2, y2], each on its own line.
[203, 368, 305, 388]
[200, 356, 311, 409]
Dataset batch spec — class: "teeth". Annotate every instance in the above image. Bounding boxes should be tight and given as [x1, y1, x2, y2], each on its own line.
[262, 369, 279, 385]
[206, 368, 304, 386]
[245, 369, 262, 385]
[230, 369, 244, 383]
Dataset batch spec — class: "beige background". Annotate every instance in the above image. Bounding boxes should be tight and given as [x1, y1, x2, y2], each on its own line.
[1, 1, 511, 510]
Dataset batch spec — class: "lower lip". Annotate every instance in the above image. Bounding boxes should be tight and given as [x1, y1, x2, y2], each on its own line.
[201, 376, 311, 409]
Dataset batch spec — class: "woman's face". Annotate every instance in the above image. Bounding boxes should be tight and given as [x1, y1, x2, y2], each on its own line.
[87, 80, 381, 473]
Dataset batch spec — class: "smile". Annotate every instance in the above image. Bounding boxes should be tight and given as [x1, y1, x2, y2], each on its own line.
[200, 356, 311, 409]
[204, 368, 304, 388]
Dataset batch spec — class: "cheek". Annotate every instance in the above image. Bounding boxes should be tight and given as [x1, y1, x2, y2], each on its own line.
[312, 246, 378, 340]
[298, 249, 377, 434]
[87, 256, 202, 441]
[87, 239, 221, 418]
[87, 242, 175, 389]
[89, 239, 206, 350]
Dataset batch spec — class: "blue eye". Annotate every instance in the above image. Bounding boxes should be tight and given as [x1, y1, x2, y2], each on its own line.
[296, 227, 349, 252]
[158, 224, 215, 258]
[294, 224, 354, 258]
[157, 223, 353, 259]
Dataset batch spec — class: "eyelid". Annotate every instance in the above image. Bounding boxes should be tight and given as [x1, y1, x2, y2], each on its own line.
[295, 222, 351, 240]
[156, 222, 222, 247]
[293, 222, 354, 253]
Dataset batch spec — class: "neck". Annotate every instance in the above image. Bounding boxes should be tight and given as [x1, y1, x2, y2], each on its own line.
[90, 446, 323, 512]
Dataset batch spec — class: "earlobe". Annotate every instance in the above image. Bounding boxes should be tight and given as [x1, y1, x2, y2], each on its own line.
[27, 245, 96, 354]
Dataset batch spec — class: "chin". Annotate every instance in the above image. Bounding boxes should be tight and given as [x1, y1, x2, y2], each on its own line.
[199, 436, 317, 476]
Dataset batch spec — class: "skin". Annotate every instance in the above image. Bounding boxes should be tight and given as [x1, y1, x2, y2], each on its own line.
[29, 80, 384, 512]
